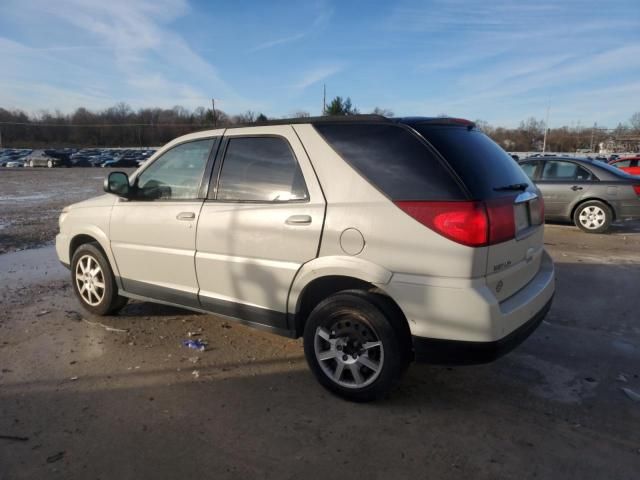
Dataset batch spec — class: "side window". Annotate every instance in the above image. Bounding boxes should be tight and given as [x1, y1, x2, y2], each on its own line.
[216, 137, 309, 202]
[541, 161, 592, 181]
[519, 162, 538, 180]
[136, 139, 214, 200]
[614, 160, 631, 168]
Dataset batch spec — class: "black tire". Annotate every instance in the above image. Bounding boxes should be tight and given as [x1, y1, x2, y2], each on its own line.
[71, 242, 127, 315]
[573, 200, 612, 233]
[303, 290, 409, 402]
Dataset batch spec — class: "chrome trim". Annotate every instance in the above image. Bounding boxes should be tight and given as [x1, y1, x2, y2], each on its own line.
[514, 191, 537, 204]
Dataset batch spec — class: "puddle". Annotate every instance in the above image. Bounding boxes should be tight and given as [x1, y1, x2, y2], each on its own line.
[0, 245, 69, 288]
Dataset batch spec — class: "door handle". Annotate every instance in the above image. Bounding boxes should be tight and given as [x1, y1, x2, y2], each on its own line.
[571, 186, 583, 191]
[286, 215, 312, 225]
[176, 211, 196, 221]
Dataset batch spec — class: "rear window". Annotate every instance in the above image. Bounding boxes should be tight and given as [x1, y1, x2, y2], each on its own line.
[413, 125, 533, 199]
[313, 123, 465, 201]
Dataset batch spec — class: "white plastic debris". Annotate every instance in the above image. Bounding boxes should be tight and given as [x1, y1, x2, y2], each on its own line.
[621, 387, 640, 402]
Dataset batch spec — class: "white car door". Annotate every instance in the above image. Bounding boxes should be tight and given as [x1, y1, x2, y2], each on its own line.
[110, 137, 219, 307]
[195, 126, 325, 332]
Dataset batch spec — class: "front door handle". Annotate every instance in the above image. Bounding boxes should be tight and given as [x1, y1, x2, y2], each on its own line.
[571, 185, 583, 191]
[286, 215, 312, 225]
[176, 211, 196, 221]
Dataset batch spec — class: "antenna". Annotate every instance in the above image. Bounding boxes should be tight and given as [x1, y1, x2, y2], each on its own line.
[323, 84, 326, 115]
[542, 106, 550, 153]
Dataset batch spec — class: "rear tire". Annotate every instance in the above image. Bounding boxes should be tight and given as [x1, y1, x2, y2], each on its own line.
[573, 200, 612, 233]
[303, 290, 409, 402]
[71, 242, 128, 315]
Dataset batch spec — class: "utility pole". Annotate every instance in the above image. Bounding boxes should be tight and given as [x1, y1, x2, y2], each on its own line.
[0, 127, 2, 148]
[323, 84, 326, 115]
[542, 106, 550, 153]
[590, 122, 596, 152]
[211, 98, 216, 128]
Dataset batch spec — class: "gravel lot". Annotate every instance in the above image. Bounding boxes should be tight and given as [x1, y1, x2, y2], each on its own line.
[1, 167, 639, 479]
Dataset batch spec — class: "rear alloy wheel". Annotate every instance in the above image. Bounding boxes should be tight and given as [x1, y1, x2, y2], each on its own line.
[47, 159, 53, 168]
[71, 242, 127, 315]
[303, 290, 408, 402]
[574, 200, 612, 233]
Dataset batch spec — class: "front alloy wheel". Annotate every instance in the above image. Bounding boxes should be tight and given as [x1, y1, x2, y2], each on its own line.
[71, 242, 127, 315]
[75, 254, 106, 306]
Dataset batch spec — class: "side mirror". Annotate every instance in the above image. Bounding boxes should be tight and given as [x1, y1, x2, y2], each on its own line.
[104, 171, 130, 197]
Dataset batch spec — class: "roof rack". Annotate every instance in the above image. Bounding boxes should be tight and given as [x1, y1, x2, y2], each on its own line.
[228, 114, 390, 129]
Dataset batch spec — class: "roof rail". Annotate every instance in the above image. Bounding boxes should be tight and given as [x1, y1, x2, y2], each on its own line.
[228, 114, 390, 129]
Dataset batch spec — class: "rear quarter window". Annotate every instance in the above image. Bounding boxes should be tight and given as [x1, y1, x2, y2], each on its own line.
[414, 125, 534, 199]
[313, 123, 465, 201]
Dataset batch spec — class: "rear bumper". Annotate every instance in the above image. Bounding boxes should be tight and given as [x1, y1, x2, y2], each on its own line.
[412, 296, 552, 364]
[384, 249, 555, 357]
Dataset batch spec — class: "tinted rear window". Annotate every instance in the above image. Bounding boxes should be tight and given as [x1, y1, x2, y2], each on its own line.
[413, 125, 533, 199]
[314, 123, 464, 201]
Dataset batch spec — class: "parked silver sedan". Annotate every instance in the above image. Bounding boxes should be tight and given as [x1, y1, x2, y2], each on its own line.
[519, 156, 640, 233]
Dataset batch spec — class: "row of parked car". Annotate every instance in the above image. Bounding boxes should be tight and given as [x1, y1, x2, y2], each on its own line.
[0, 148, 156, 168]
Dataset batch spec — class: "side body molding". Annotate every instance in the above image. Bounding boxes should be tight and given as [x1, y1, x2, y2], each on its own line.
[287, 255, 393, 314]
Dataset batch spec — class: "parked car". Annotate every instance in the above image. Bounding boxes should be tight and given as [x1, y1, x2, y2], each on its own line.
[101, 158, 140, 168]
[609, 157, 640, 176]
[519, 156, 640, 233]
[26, 150, 69, 168]
[5, 160, 25, 168]
[57, 115, 555, 401]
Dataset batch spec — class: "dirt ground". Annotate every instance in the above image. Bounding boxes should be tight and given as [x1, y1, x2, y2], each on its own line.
[0, 168, 134, 254]
[1, 168, 639, 479]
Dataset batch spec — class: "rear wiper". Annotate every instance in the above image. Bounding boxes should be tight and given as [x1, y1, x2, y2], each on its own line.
[493, 183, 528, 191]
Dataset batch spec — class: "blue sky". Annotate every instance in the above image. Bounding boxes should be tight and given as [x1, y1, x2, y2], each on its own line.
[0, 0, 638, 127]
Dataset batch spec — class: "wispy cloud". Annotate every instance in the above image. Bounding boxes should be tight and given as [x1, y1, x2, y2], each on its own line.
[249, 33, 307, 53]
[0, 0, 255, 112]
[294, 65, 343, 90]
[247, 3, 333, 53]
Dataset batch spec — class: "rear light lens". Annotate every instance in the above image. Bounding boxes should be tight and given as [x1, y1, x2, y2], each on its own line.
[486, 198, 516, 244]
[395, 199, 519, 247]
[633, 185, 640, 196]
[529, 196, 545, 225]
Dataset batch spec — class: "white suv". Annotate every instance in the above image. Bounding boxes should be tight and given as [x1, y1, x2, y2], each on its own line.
[56, 116, 555, 401]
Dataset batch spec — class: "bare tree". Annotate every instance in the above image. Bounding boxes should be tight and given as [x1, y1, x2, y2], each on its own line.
[372, 107, 394, 117]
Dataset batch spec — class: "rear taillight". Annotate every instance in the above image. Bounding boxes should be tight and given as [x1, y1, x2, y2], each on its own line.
[633, 185, 640, 196]
[486, 198, 516, 244]
[395, 199, 518, 247]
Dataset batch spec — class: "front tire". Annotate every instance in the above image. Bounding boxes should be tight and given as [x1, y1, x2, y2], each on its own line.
[574, 200, 612, 233]
[303, 290, 408, 402]
[71, 243, 127, 315]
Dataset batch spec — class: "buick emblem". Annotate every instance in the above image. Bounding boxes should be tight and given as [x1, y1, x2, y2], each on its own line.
[496, 280, 504, 293]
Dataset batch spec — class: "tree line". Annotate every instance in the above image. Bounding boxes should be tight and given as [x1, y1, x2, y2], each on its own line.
[1, 98, 638, 152]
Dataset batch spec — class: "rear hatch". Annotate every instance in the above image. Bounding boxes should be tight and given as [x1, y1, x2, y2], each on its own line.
[412, 120, 545, 302]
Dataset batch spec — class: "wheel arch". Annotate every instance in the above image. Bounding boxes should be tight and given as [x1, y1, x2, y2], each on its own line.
[68, 228, 121, 283]
[288, 257, 410, 344]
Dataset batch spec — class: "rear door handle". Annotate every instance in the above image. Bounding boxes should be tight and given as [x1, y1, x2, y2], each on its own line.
[176, 211, 196, 221]
[286, 215, 312, 225]
[571, 185, 583, 191]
